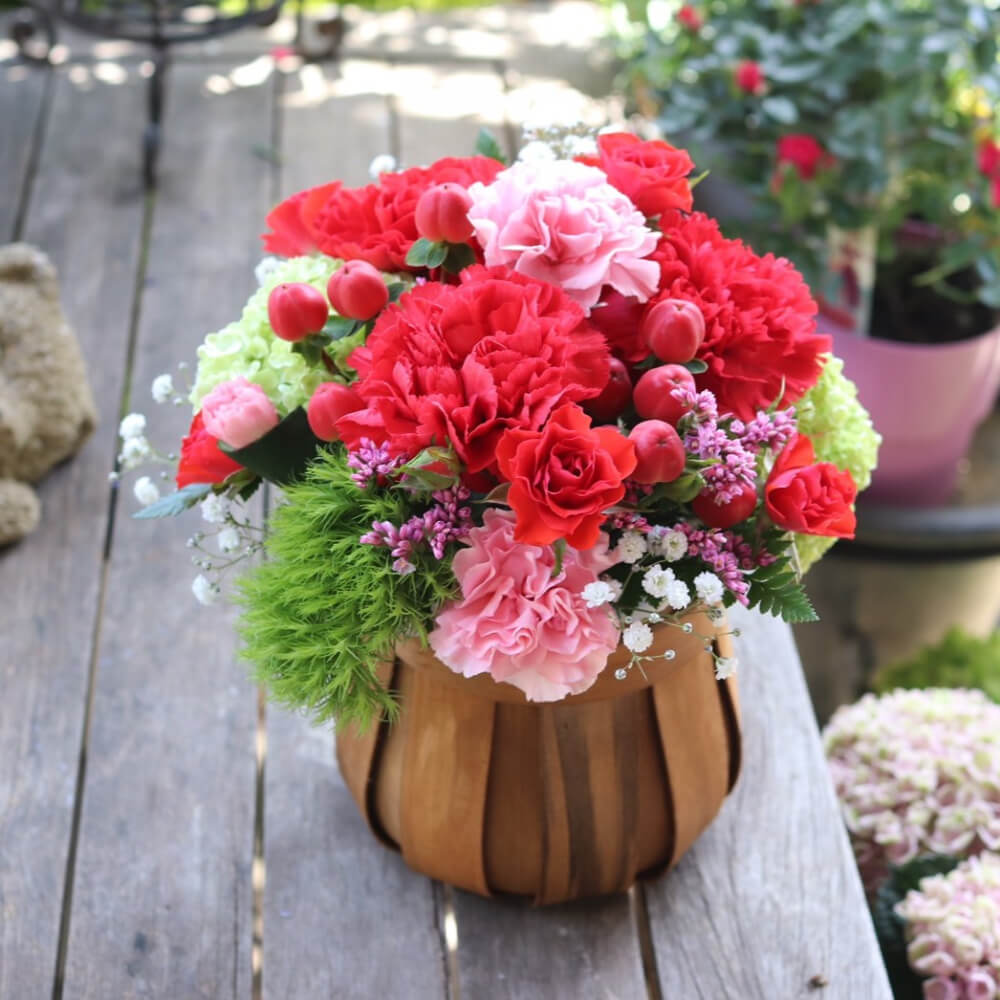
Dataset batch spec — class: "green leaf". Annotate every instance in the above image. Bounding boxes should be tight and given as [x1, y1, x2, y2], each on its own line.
[475, 127, 507, 164]
[386, 281, 407, 303]
[405, 237, 434, 268]
[132, 482, 213, 519]
[746, 557, 818, 623]
[221, 407, 324, 487]
[443, 242, 476, 274]
[659, 471, 705, 503]
[321, 316, 363, 341]
[760, 96, 798, 124]
[682, 359, 708, 374]
[979, 284, 1000, 310]
[425, 241, 449, 269]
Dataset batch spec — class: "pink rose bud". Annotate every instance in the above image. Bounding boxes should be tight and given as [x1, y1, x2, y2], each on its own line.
[735, 60, 766, 96]
[267, 282, 329, 342]
[307, 382, 365, 442]
[414, 183, 474, 244]
[326, 260, 389, 321]
[200, 377, 280, 450]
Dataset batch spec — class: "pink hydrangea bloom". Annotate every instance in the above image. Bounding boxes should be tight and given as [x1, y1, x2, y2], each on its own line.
[428, 508, 620, 701]
[824, 689, 1000, 893]
[466, 160, 660, 311]
[200, 376, 279, 449]
[896, 853, 1000, 1000]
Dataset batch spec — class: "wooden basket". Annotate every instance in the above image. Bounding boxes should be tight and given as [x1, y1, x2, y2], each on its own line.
[336, 612, 742, 904]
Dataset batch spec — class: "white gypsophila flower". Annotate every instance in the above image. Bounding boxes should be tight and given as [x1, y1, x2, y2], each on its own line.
[661, 530, 689, 562]
[200, 493, 228, 524]
[151, 373, 174, 403]
[119, 412, 147, 440]
[602, 576, 624, 601]
[191, 574, 220, 606]
[715, 656, 738, 680]
[582, 581, 617, 608]
[517, 140, 558, 164]
[665, 578, 691, 611]
[217, 526, 240, 553]
[565, 134, 598, 158]
[694, 571, 724, 606]
[254, 256, 283, 287]
[368, 153, 397, 179]
[133, 476, 160, 506]
[622, 621, 654, 653]
[119, 436, 151, 470]
[642, 565, 675, 599]
[616, 530, 648, 564]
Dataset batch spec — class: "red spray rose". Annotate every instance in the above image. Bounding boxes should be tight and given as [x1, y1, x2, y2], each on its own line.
[584, 133, 694, 218]
[765, 434, 857, 538]
[775, 134, 833, 181]
[176, 412, 244, 489]
[496, 404, 637, 550]
[336, 266, 611, 484]
[651, 210, 830, 420]
[735, 60, 766, 96]
[261, 157, 503, 269]
[677, 4, 702, 30]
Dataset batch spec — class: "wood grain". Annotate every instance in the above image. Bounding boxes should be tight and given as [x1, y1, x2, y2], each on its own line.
[0, 62, 48, 240]
[59, 63, 271, 999]
[643, 607, 892, 999]
[0, 69, 145, 1000]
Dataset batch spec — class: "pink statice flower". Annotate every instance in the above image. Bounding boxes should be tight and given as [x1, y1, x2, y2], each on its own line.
[466, 159, 660, 311]
[896, 852, 1000, 1000]
[429, 508, 620, 701]
[824, 689, 1000, 894]
[199, 376, 279, 449]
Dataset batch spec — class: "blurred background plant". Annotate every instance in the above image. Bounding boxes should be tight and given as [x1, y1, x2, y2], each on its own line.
[610, 0, 1000, 343]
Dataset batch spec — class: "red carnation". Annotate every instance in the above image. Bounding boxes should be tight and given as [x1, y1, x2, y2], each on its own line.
[651, 210, 830, 419]
[496, 404, 637, 550]
[261, 156, 503, 270]
[765, 434, 857, 538]
[588, 289, 649, 364]
[677, 4, 702, 30]
[336, 266, 611, 484]
[586, 133, 694, 218]
[176, 411, 244, 489]
[775, 134, 833, 181]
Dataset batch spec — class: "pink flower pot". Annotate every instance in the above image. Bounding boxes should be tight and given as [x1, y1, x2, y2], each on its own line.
[821, 319, 1000, 506]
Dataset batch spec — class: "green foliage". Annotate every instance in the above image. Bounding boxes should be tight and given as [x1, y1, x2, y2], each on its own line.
[872, 854, 959, 999]
[222, 407, 323, 486]
[746, 553, 817, 623]
[237, 449, 458, 727]
[873, 628, 1000, 703]
[133, 482, 212, 520]
[475, 128, 508, 164]
[612, 0, 1000, 320]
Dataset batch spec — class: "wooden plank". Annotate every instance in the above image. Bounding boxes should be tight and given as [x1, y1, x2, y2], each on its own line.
[643, 607, 892, 999]
[261, 71, 447, 1000]
[0, 69, 146, 999]
[59, 63, 273, 999]
[0, 61, 48, 240]
[389, 69, 649, 999]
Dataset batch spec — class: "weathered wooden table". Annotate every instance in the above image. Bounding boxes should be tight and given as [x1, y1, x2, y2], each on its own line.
[1, 12, 891, 998]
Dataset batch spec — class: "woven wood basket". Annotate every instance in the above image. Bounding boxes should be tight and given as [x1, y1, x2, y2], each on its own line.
[336, 612, 742, 904]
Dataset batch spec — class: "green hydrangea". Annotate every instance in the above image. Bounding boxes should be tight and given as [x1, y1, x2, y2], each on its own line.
[190, 255, 345, 415]
[794, 355, 881, 572]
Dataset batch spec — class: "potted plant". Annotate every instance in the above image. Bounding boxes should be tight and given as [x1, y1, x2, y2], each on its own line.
[612, 0, 1000, 505]
[119, 126, 877, 903]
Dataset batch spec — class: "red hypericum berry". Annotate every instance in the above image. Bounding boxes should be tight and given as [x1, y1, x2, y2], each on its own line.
[633, 364, 696, 425]
[642, 298, 706, 364]
[692, 483, 758, 529]
[628, 420, 686, 484]
[735, 60, 766, 96]
[677, 4, 702, 30]
[414, 183, 475, 244]
[306, 382, 365, 442]
[584, 357, 633, 423]
[326, 260, 389, 321]
[267, 282, 329, 342]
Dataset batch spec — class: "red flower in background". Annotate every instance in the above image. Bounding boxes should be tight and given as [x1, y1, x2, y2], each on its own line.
[497, 404, 637, 550]
[583, 132, 694, 218]
[261, 156, 503, 269]
[175, 412, 244, 488]
[765, 434, 857, 538]
[677, 4, 702, 30]
[735, 60, 766, 96]
[651, 210, 830, 419]
[775, 134, 833, 181]
[337, 266, 611, 483]
[978, 139, 1000, 207]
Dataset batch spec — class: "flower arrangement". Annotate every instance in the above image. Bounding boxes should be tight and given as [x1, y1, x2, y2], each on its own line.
[121, 126, 877, 726]
[824, 688, 1000, 894]
[611, 0, 1000, 342]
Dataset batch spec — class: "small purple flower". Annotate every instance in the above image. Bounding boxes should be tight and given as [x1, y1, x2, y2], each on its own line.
[347, 438, 407, 489]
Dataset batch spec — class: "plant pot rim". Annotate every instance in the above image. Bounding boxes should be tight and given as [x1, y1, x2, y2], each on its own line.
[821, 316, 1000, 355]
[395, 610, 731, 706]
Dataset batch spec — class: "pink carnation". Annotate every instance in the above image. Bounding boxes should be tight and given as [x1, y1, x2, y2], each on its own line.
[200, 376, 279, 449]
[428, 508, 620, 701]
[467, 160, 660, 311]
